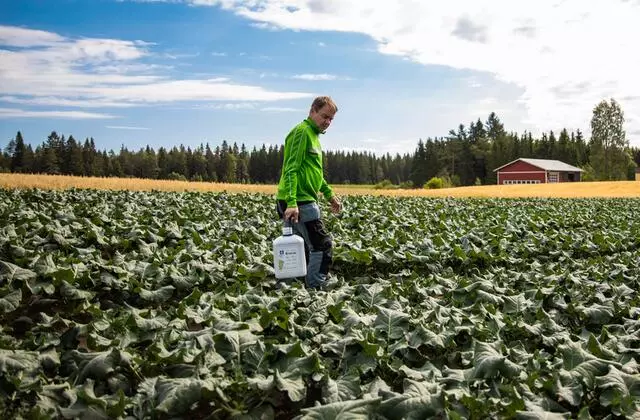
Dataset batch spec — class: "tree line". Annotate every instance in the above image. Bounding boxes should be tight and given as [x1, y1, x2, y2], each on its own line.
[411, 99, 638, 186]
[0, 131, 412, 185]
[1, 99, 638, 186]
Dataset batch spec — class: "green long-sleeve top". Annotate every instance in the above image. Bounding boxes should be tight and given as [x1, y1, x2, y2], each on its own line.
[276, 118, 334, 207]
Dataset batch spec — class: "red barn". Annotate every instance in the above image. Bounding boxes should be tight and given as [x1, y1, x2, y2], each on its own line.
[494, 158, 583, 185]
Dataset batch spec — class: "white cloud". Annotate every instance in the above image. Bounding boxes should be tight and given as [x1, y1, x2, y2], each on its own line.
[179, 102, 301, 112]
[190, 102, 256, 110]
[163, 52, 200, 60]
[292, 73, 350, 81]
[0, 107, 116, 119]
[0, 96, 137, 108]
[464, 77, 483, 88]
[184, 0, 640, 138]
[106, 125, 151, 130]
[292, 73, 337, 81]
[82, 79, 309, 102]
[210, 102, 257, 110]
[0, 25, 64, 47]
[0, 24, 313, 111]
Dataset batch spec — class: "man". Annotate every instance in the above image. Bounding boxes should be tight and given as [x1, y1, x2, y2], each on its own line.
[275, 96, 342, 289]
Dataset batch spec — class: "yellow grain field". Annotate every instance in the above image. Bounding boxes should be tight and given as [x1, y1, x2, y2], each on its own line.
[0, 173, 276, 194]
[1, 173, 640, 198]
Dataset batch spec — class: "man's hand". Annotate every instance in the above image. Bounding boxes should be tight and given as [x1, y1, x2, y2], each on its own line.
[329, 196, 342, 214]
[283, 206, 299, 223]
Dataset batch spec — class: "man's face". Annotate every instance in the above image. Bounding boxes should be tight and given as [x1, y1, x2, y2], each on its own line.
[309, 104, 336, 133]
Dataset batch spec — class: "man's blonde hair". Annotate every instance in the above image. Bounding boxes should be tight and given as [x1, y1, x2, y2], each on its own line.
[311, 96, 338, 113]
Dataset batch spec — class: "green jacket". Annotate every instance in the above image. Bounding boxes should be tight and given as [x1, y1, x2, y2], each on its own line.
[276, 118, 334, 207]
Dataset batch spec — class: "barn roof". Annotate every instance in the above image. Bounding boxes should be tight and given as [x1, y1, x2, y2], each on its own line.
[494, 158, 583, 173]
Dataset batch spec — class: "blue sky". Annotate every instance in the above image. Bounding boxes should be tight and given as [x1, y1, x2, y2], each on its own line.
[1, 0, 639, 156]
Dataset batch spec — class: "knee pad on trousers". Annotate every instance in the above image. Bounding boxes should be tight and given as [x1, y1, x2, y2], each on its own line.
[318, 236, 332, 252]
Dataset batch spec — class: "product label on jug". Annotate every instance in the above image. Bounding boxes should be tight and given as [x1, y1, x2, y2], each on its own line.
[277, 248, 300, 272]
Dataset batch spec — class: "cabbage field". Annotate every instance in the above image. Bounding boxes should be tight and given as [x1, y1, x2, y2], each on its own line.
[1, 188, 640, 419]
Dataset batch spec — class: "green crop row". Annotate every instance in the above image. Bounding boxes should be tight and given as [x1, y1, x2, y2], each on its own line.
[1, 189, 639, 419]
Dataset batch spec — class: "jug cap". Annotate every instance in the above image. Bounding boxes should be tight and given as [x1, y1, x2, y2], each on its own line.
[282, 226, 293, 236]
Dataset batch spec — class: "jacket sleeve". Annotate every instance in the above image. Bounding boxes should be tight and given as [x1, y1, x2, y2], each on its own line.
[281, 126, 308, 207]
[320, 178, 334, 200]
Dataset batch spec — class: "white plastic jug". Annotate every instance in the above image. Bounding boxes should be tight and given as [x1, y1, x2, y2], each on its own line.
[273, 225, 307, 279]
